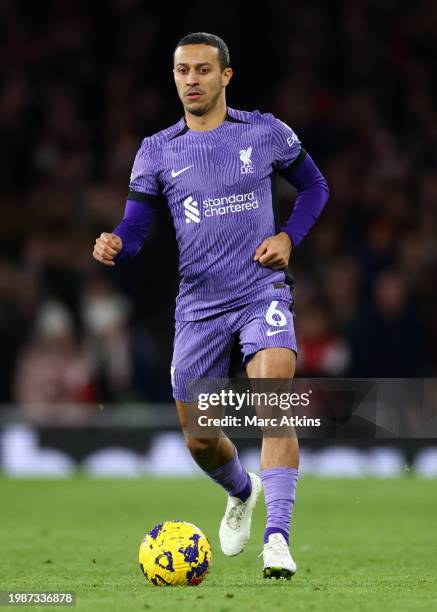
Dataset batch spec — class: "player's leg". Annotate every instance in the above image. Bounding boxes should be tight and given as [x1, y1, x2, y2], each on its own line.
[246, 348, 299, 578]
[246, 347, 298, 548]
[238, 298, 299, 578]
[176, 400, 261, 555]
[171, 318, 261, 555]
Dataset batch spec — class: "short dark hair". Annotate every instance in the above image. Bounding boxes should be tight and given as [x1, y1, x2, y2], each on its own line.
[174, 32, 230, 71]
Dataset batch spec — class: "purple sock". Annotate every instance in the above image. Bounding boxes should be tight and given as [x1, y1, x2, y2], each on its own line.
[207, 446, 252, 502]
[261, 467, 299, 545]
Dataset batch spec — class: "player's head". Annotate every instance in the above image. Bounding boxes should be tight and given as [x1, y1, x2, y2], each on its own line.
[173, 32, 233, 117]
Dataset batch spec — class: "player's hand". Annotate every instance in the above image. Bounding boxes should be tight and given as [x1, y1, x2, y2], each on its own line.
[93, 232, 123, 267]
[253, 232, 293, 270]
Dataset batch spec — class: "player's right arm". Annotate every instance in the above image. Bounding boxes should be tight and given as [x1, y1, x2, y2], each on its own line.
[93, 137, 161, 266]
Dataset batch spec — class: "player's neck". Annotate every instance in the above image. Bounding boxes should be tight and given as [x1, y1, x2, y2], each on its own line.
[185, 100, 227, 132]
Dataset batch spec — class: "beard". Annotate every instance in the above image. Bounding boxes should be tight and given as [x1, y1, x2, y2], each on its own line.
[183, 87, 222, 117]
[185, 103, 209, 116]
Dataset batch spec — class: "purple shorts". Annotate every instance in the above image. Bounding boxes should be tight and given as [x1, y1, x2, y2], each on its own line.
[171, 296, 297, 402]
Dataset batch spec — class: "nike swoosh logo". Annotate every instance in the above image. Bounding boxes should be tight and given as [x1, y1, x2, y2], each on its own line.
[171, 165, 193, 178]
[266, 329, 288, 336]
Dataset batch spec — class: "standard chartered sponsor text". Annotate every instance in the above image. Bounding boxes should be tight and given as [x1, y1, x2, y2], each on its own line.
[203, 190, 258, 217]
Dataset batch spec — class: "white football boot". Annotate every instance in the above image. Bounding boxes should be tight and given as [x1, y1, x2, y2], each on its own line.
[219, 472, 262, 556]
[262, 532, 297, 580]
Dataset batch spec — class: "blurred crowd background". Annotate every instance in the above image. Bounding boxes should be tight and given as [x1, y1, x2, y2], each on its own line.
[1, 0, 436, 419]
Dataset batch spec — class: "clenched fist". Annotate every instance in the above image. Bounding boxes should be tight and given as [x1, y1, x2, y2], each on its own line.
[253, 232, 293, 270]
[93, 232, 123, 267]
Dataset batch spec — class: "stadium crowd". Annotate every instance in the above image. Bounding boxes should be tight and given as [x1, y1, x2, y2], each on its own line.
[0, 0, 436, 415]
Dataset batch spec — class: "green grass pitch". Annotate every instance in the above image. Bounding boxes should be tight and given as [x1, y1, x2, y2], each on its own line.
[0, 476, 436, 611]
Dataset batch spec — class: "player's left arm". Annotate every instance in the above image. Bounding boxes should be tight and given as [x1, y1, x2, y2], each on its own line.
[254, 117, 329, 270]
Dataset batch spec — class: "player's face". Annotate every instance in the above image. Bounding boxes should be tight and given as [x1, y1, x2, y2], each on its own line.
[173, 45, 232, 116]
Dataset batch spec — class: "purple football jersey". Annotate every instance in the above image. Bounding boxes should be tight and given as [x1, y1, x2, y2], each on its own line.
[128, 108, 302, 321]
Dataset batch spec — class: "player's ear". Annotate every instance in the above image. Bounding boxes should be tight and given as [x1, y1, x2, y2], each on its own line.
[222, 67, 233, 87]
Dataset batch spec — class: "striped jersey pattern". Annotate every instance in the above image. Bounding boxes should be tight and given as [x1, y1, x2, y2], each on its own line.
[128, 107, 302, 321]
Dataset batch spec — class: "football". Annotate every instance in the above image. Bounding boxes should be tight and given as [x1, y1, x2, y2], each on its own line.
[139, 520, 212, 586]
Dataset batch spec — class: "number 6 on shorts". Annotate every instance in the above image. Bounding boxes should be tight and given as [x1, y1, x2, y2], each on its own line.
[265, 300, 287, 327]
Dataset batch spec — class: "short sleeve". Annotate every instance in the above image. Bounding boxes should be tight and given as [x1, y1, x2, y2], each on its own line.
[128, 138, 160, 196]
[267, 115, 303, 171]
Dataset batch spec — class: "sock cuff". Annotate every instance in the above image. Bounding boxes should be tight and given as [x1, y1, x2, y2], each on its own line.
[208, 444, 238, 479]
[261, 467, 299, 479]
[205, 444, 251, 502]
